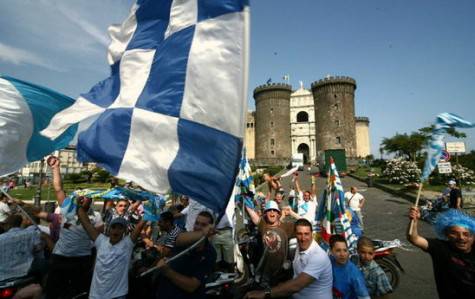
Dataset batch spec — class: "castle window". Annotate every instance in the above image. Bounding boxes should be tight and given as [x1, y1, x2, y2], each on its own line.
[296, 111, 308, 123]
[251, 123, 254, 128]
[270, 121, 274, 127]
[247, 123, 250, 128]
[335, 120, 340, 127]
[336, 136, 341, 144]
[334, 94, 337, 99]
[270, 138, 275, 146]
[271, 150, 275, 156]
[334, 103, 339, 110]
[270, 108, 273, 114]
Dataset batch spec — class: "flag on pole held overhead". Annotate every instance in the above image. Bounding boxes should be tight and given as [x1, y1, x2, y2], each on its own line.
[234, 148, 255, 207]
[0, 76, 78, 176]
[42, 0, 250, 214]
[315, 157, 358, 252]
[421, 113, 475, 181]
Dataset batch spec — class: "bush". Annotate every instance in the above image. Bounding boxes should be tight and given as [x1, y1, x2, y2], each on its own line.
[382, 159, 421, 184]
[64, 173, 85, 184]
[92, 169, 112, 183]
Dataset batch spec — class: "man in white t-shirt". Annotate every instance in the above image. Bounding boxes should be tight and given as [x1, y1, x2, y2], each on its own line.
[77, 197, 145, 299]
[44, 156, 104, 299]
[0, 192, 11, 224]
[344, 186, 365, 229]
[286, 174, 318, 226]
[244, 218, 333, 299]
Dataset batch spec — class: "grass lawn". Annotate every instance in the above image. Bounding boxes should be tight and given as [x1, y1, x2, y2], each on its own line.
[9, 182, 111, 202]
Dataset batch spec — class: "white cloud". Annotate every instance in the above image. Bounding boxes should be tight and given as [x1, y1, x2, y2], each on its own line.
[54, 3, 110, 47]
[0, 42, 65, 72]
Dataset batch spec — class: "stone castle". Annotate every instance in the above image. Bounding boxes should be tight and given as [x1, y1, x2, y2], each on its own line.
[245, 76, 371, 165]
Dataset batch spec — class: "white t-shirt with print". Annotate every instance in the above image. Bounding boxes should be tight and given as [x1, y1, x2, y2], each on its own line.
[292, 240, 333, 299]
[344, 192, 364, 211]
[53, 211, 103, 257]
[296, 192, 317, 225]
[89, 234, 134, 299]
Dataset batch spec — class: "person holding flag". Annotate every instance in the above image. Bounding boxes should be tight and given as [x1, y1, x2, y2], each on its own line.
[315, 157, 358, 253]
[407, 112, 475, 298]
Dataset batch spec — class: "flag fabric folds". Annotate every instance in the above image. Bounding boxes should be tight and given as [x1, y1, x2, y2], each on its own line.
[315, 158, 358, 252]
[42, 0, 250, 214]
[0, 76, 77, 176]
[234, 148, 255, 206]
[421, 113, 475, 181]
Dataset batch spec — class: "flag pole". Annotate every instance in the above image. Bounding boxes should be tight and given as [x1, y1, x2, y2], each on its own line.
[409, 182, 423, 234]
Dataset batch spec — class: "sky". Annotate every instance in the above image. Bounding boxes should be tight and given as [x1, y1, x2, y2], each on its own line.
[1, 0, 474, 157]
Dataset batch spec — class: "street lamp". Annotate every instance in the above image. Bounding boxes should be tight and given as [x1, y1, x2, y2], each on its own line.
[34, 158, 45, 208]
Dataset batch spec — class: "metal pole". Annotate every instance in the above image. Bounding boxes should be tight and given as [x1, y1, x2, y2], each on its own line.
[34, 159, 45, 208]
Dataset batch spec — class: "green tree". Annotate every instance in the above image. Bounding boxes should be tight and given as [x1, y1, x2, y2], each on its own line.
[381, 126, 467, 162]
[381, 132, 425, 161]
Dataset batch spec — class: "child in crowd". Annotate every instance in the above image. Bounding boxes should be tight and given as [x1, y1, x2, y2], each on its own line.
[357, 237, 392, 298]
[329, 234, 370, 299]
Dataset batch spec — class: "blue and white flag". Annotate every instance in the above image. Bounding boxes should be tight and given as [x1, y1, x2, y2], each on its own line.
[421, 113, 475, 181]
[42, 0, 250, 214]
[0, 76, 77, 176]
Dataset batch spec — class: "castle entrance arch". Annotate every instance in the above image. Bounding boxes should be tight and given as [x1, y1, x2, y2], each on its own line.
[297, 143, 310, 164]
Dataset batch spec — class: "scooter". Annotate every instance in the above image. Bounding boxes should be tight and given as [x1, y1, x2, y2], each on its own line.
[0, 276, 35, 299]
[372, 239, 405, 290]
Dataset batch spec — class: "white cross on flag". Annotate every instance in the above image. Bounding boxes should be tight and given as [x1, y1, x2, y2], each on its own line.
[42, 0, 250, 213]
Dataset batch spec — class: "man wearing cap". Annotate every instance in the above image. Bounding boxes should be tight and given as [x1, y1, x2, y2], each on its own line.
[407, 207, 475, 298]
[77, 196, 145, 299]
[448, 180, 463, 209]
[246, 200, 295, 285]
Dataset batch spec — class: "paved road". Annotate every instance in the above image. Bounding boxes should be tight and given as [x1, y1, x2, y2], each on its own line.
[278, 170, 439, 299]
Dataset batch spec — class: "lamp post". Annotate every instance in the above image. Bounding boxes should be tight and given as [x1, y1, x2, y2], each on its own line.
[33, 158, 45, 208]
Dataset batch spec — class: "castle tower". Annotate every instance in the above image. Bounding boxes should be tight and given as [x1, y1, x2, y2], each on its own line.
[253, 83, 292, 165]
[311, 76, 357, 158]
[355, 116, 371, 158]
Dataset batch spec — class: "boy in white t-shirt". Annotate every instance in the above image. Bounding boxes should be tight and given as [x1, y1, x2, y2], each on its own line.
[77, 197, 145, 299]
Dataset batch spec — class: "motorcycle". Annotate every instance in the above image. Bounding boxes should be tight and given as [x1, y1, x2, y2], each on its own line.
[0, 276, 36, 299]
[205, 272, 237, 298]
[372, 239, 405, 290]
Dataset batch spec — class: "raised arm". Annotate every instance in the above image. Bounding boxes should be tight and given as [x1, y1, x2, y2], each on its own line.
[311, 175, 317, 197]
[76, 197, 99, 241]
[407, 207, 429, 251]
[294, 173, 302, 194]
[47, 156, 66, 206]
[131, 219, 146, 243]
[175, 221, 214, 247]
[245, 205, 261, 226]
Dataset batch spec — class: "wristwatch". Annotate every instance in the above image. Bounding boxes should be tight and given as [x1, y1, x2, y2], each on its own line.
[264, 287, 272, 299]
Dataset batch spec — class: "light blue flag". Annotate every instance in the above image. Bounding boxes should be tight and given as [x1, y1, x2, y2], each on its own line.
[42, 0, 250, 214]
[0, 76, 78, 176]
[421, 113, 475, 181]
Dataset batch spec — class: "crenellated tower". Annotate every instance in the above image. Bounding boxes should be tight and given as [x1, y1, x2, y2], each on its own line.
[311, 76, 357, 159]
[253, 83, 292, 165]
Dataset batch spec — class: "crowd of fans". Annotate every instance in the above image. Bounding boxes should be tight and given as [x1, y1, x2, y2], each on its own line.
[0, 161, 473, 299]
